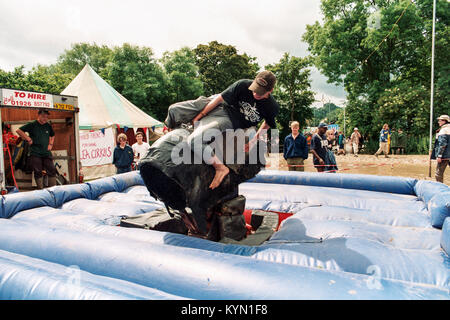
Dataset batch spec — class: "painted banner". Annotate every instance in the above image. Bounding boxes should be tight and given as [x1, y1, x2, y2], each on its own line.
[1, 88, 53, 108]
[79, 128, 114, 167]
[328, 124, 340, 131]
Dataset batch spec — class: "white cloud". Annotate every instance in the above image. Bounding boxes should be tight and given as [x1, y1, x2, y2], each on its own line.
[0, 0, 346, 104]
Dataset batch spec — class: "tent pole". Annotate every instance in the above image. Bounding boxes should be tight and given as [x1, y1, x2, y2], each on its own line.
[0, 108, 5, 192]
[428, 0, 436, 178]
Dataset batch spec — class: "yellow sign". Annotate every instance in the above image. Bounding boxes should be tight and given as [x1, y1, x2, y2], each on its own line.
[54, 103, 75, 110]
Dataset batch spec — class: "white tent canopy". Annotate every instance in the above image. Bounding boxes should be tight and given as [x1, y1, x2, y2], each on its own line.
[61, 64, 163, 180]
[61, 64, 162, 130]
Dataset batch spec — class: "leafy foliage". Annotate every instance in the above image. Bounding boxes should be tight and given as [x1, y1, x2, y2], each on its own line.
[161, 47, 204, 103]
[303, 0, 450, 151]
[193, 41, 260, 96]
[266, 53, 316, 138]
[107, 43, 170, 120]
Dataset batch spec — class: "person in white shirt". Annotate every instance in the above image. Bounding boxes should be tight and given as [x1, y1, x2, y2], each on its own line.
[131, 132, 150, 165]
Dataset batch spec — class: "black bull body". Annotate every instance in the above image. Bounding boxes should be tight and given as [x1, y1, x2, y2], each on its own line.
[139, 127, 266, 235]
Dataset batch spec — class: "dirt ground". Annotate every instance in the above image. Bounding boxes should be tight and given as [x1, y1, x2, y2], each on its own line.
[265, 153, 450, 186]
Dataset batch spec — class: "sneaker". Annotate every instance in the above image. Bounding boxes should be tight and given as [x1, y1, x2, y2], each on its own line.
[384, 155, 389, 158]
[375, 153, 378, 158]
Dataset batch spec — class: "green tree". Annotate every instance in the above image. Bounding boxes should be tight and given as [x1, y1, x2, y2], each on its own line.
[266, 53, 315, 138]
[0, 65, 72, 94]
[194, 41, 259, 95]
[56, 42, 113, 79]
[0, 66, 28, 90]
[161, 47, 204, 103]
[303, 0, 449, 148]
[25, 64, 73, 94]
[108, 43, 170, 120]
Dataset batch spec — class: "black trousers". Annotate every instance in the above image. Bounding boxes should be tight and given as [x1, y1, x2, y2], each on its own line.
[30, 155, 56, 179]
[116, 166, 132, 174]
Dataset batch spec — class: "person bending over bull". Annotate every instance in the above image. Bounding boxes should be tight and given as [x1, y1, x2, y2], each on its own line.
[165, 70, 279, 190]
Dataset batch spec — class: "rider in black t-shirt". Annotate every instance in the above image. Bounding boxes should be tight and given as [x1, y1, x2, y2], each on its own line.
[220, 79, 279, 130]
[191, 70, 279, 189]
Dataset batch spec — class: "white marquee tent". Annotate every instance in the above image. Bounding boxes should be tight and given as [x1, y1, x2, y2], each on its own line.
[61, 64, 163, 179]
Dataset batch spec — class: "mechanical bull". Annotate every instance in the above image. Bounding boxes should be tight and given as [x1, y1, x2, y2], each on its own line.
[138, 125, 267, 240]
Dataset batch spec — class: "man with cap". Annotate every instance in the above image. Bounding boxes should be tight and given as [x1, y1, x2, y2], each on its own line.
[189, 70, 279, 189]
[432, 115, 450, 183]
[350, 127, 361, 157]
[311, 123, 329, 172]
[16, 109, 57, 189]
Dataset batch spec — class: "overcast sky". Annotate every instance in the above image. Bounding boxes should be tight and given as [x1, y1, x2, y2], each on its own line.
[0, 0, 346, 107]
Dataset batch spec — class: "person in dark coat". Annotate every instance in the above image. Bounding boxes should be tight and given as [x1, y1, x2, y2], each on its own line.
[431, 115, 450, 183]
[113, 133, 134, 174]
[311, 123, 329, 172]
[283, 121, 308, 171]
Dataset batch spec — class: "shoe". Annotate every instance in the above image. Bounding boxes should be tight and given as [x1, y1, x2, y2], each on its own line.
[385, 155, 389, 158]
[48, 176, 57, 187]
[35, 177, 44, 189]
[375, 153, 378, 158]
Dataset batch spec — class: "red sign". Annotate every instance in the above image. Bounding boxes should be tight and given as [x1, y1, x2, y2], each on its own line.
[1, 89, 53, 108]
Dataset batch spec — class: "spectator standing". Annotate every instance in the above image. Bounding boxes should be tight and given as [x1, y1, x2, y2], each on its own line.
[283, 121, 309, 172]
[325, 129, 338, 172]
[311, 123, 329, 172]
[15, 109, 57, 189]
[113, 133, 134, 174]
[390, 128, 399, 155]
[431, 115, 450, 183]
[132, 132, 150, 166]
[305, 132, 313, 150]
[375, 123, 391, 158]
[397, 128, 407, 155]
[350, 128, 361, 157]
[337, 131, 346, 155]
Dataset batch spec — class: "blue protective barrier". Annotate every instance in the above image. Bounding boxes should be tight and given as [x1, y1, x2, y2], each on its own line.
[269, 216, 442, 251]
[97, 190, 164, 206]
[0, 249, 184, 300]
[11, 205, 447, 288]
[239, 182, 428, 215]
[0, 219, 448, 299]
[11, 206, 257, 256]
[260, 215, 449, 289]
[48, 183, 93, 207]
[429, 191, 450, 229]
[249, 170, 418, 195]
[111, 171, 145, 192]
[442, 218, 450, 256]
[1, 189, 55, 219]
[414, 180, 450, 205]
[60, 198, 163, 225]
[1, 170, 449, 299]
[87, 171, 145, 199]
[296, 204, 432, 228]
